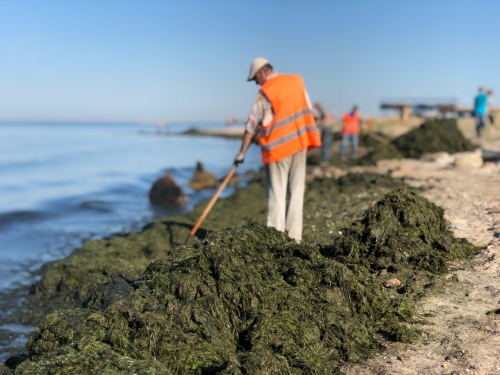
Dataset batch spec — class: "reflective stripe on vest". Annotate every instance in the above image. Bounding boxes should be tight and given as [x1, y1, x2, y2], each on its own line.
[261, 125, 319, 151]
[258, 75, 321, 164]
[260, 108, 315, 136]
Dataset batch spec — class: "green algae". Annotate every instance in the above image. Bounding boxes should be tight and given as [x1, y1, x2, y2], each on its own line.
[27, 172, 402, 322]
[5, 224, 418, 374]
[308, 119, 478, 166]
[302, 172, 406, 244]
[1, 187, 480, 374]
[357, 119, 477, 165]
[24, 176, 269, 324]
[322, 188, 480, 298]
[391, 119, 477, 158]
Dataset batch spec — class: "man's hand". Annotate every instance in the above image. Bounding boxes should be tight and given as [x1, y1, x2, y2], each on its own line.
[234, 153, 245, 165]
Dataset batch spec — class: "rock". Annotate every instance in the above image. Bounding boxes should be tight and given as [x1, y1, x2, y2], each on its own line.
[189, 161, 218, 190]
[149, 174, 188, 207]
[312, 166, 324, 179]
[482, 161, 496, 169]
[4, 353, 29, 370]
[349, 166, 367, 174]
[454, 149, 483, 169]
[391, 166, 412, 178]
[379, 269, 388, 276]
[383, 278, 402, 288]
[324, 165, 344, 179]
[421, 152, 455, 166]
[306, 166, 324, 182]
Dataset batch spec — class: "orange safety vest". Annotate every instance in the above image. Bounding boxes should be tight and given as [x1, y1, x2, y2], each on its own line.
[342, 112, 361, 135]
[258, 75, 321, 164]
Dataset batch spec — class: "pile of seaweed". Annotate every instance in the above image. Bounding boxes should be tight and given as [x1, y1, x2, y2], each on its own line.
[302, 172, 406, 244]
[3, 189, 479, 374]
[322, 188, 480, 296]
[24, 172, 401, 324]
[20, 175, 269, 324]
[357, 119, 477, 165]
[392, 118, 477, 158]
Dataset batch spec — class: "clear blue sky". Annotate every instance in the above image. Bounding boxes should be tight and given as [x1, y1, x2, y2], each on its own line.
[1, 0, 498, 123]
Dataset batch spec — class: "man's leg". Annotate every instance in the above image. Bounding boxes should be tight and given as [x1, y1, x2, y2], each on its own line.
[476, 115, 485, 136]
[266, 156, 291, 233]
[350, 134, 359, 159]
[321, 127, 332, 162]
[339, 134, 349, 158]
[285, 150, 307, 242]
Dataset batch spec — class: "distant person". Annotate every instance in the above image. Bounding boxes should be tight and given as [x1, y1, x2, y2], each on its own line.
[155, 122, 163, 136]
[314, 102, 332, 164]
[164, 121, 171, 135]
[339, 106, 364, 160]
[234, 58, 321, 242]
[487, 90, 495, 125]
[474, 87, 488, 136]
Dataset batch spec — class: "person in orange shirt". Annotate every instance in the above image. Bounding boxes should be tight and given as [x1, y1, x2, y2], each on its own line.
[234, 58, 321, 241]
[339, 106, 364, 160]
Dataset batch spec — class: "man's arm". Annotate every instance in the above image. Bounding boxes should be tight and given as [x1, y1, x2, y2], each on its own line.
[240, 129, 255, 154]
[234, 94, 270, 164]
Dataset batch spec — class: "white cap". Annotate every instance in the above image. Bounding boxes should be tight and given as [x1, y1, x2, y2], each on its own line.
[247, 57, 270, 81]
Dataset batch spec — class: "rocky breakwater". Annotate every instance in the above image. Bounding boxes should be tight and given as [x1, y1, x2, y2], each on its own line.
[2, 179, 480, 373]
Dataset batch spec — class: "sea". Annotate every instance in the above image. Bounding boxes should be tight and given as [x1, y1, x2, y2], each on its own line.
[0, 122, 262, 358]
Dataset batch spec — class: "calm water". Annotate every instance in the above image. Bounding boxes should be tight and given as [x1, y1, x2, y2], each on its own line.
[0, 122, 261, 356]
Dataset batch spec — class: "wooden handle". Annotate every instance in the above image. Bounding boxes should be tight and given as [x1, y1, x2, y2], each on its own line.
[186, 164, 237, 242]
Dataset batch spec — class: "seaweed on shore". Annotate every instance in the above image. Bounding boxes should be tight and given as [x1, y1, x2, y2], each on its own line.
[2, 189, 480, 374]
[392, 119, 477, 158]
[356, 119, 477, 165]
[307, 119, 477, 166]
[21, 176, 268, 324]
[25, 172, 402, 324]
[322, 188, 480, 297]
[5, 224, 416, 375]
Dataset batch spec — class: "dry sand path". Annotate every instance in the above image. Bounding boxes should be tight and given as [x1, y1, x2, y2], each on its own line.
[343, 121, 500, 375]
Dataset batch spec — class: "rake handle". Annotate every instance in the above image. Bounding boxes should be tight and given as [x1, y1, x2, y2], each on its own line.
[184, 163, 238, 244]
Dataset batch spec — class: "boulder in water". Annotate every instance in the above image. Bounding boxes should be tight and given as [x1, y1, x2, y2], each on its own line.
[149, 174, 188, 207]
[189, 161, 218, 190]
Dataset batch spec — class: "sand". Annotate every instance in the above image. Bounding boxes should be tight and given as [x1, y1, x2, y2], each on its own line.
[342, 118, 500, 375]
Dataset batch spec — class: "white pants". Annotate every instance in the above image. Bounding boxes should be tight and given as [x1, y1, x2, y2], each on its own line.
[265, 150, 306, 241]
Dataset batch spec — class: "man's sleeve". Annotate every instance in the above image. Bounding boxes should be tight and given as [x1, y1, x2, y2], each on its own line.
[245, 94, 272, 134]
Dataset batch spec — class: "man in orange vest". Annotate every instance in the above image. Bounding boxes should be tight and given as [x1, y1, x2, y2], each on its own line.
[339, 106, 364, 160]
[234, 58, 321, 242]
